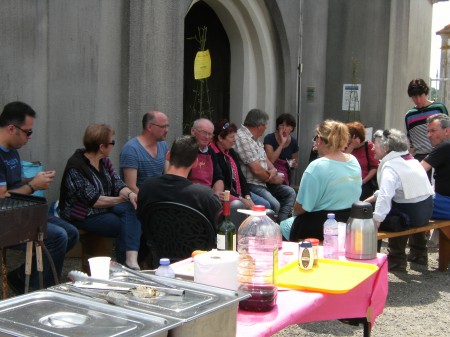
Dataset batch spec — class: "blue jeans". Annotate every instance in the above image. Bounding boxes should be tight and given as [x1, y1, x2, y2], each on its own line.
[250, 192, 271, 209]
[11, 216, 79, 289]
[248, 183, 296, 222]
[72, 202, 141, 264]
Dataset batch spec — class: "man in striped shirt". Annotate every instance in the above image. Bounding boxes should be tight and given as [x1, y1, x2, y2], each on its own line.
[120, 110, 169, 193]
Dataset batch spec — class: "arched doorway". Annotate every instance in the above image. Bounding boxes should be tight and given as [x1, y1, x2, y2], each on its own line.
[183, 1, 231, 132]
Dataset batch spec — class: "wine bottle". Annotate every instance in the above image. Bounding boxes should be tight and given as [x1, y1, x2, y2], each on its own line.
[217, 190, 236, 251]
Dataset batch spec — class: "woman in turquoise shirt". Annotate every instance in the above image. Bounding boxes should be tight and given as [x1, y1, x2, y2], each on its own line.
[289, 119, 362, 241]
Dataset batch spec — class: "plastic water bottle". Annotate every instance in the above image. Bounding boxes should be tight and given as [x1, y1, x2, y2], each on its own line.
[237, 205, 281, 312]
[155, 258, 175, 278]
[323, 213, 339, 259]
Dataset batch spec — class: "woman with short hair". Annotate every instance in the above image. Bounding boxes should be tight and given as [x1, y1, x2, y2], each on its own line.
[365, 129, 433, 272]
[59, 124, 141, 270]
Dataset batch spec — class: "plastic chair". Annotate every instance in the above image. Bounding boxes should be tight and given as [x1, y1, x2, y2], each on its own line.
[140, 202, 217, 268]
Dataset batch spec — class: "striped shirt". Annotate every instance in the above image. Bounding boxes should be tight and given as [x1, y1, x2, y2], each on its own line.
[405, 102, 448, 155]
[119, 137, 168, 189]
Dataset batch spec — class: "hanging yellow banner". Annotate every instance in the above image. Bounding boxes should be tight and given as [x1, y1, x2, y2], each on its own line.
[194, 49, 211, 79]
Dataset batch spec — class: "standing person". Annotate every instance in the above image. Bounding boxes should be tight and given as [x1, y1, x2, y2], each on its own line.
[264, 113, 299, 186]
[346, 121, 379, 200]
[211, 119, 270, 209]
[421, 114, 450, 220]
[120, 110, 169, 193]
[138, 135, 222, 226]
[365, 129, 433, 272]
[234, 108, 296, 222]
[59, 124, 141, 270]
[405, 79, 448, 163]
[289, 120, 361, 241]
[189, 118, 225, 197]
[0, 101, 79, 293]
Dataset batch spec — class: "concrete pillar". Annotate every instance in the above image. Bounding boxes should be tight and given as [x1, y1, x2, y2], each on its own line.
[437, 24, 450, 107]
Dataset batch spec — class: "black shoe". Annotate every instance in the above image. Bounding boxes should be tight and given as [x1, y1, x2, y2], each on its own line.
[7, 270, 25, 295]
[388, 262, 407, 273]
[407, 254, 428, 266]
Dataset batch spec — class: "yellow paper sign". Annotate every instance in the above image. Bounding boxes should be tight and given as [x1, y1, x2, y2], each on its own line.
[194, 50, 211, 79]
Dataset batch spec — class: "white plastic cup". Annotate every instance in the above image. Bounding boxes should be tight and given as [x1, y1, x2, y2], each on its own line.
[88, 256, 111, 279]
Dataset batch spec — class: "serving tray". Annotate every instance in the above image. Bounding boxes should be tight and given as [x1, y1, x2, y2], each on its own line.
[277, 258, 378, 294]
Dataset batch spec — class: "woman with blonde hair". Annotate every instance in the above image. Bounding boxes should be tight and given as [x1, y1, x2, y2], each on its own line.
[288, 119, 362, 241]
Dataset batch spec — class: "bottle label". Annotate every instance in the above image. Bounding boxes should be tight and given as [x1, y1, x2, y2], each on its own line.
[217, 234, 226, 250]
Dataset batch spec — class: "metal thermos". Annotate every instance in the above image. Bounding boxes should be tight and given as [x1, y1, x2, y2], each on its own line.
[345, 201, 378, 260]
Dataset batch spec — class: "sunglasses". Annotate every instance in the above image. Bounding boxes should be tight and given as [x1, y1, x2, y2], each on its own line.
[222, 122, 230, 130]
[108, 140, 116, 146]
[14, 125, 33, 137]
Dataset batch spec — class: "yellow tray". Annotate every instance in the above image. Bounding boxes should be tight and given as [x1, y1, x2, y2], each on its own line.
[277, 258, 379, 294]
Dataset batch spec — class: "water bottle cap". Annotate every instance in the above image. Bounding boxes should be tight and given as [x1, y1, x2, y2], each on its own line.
[327, 213, 335, 219]
[159, 258, 170, 265]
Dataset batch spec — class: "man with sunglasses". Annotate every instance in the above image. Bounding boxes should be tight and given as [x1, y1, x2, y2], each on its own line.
[0, 101, 79, 294]
[120, 110, 169, 194]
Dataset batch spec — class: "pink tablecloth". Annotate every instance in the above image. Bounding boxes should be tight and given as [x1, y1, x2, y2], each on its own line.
[236, 242, 388, 337]
[171, 242, 388, 337]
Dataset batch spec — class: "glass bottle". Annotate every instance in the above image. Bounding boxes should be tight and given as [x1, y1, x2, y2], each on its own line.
[217, 190, 236, 251]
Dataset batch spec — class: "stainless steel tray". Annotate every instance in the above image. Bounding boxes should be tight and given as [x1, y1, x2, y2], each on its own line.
[0, 290, 180, 337]
[54, 273, 249, 321]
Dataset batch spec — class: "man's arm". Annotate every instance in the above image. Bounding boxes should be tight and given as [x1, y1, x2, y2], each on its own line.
[122, 168, 139, 193]
[421, 160, 432, 172]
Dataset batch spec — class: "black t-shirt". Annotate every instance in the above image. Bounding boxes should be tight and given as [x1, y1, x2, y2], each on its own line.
[424, 140, 450, 196]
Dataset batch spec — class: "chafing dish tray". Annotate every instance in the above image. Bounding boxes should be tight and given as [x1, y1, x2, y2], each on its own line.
[0, 290, 180, 337]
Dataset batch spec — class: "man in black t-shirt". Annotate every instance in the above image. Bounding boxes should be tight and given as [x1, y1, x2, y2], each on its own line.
[422, 114, 450, 219]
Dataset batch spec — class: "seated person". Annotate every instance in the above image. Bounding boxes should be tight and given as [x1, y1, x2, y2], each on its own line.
[365, 129, 433, 272]
[211, 119, 270, 209]
[59, 124, 141, 270]
[189, 118, 224, 197]
[288, 119, 362, 241]
[234, 109, 296, 222]
[0, 101, 79, 293]
[264, 113, 299, 186]
[345, 121, 379, 200]
[138, 135, 222, 226]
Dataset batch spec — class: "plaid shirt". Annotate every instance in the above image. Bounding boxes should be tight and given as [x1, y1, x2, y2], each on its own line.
[60, 157, 126, 220]
[234, 125, 268, 187]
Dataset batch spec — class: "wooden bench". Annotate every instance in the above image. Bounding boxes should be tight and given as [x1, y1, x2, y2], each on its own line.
[377, 219, 450, 271]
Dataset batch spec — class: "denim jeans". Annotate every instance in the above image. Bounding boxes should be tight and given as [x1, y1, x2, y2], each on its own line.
[11, 216, 79, 289]
[72, 202, 141, 264]
[250, 192, 271, 209]
[248, 183, 296, 222]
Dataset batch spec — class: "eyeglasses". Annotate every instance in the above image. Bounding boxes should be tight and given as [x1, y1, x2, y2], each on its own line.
[150, 123, 170, 129]
[222, 122, 230, 130]
[312, 135, 318, 142]
[108, 140, 116, 146]
[14, 125, 33, 137]
[195, 129, 213, 137]
[313, 134, 328, 144]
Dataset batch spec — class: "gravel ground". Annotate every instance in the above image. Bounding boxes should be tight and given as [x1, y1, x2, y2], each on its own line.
[2, 241, 449, 336]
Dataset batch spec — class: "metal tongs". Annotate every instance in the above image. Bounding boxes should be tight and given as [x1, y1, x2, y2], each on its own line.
[109, 261, 177, 289]
[68, 271, 185, 296]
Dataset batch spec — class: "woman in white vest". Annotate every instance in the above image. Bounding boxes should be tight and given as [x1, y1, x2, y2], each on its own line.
[365, 129, 433, 272]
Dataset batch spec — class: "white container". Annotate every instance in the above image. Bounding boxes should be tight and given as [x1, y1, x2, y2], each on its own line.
[338, 222, 347, 255]
[88, 256, 111, 280]
[298, 241, 314, 270]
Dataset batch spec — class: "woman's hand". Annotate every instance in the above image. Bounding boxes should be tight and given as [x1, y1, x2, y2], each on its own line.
[128, 192, 138, 209]
[241, 196, 254, 209]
